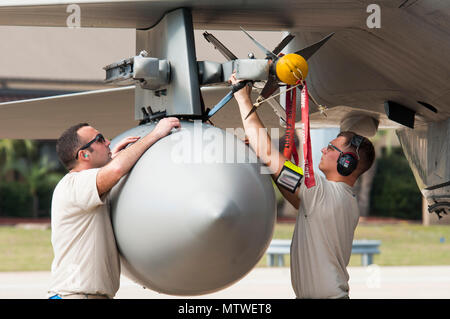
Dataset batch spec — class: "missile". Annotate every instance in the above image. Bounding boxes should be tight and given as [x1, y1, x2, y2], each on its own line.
[109, 121, 276, 295]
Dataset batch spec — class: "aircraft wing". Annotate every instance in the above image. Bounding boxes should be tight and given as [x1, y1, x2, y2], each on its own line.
[1, 0, 447, 128]
[0, 0, 396, 30]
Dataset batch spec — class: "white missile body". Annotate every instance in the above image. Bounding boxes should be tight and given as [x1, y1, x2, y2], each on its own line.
[109, 121, 276, 295]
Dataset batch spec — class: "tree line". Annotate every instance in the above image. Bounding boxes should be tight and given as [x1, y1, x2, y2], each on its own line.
[0, 140, 63, 219]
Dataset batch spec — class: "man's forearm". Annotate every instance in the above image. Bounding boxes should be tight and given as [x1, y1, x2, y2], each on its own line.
[96, 117, 180, 197]
[235, 94, 285, 177]
[109, 132, 159, 176]
[234, 91, 300, 209]
[96, 132, 160, 196]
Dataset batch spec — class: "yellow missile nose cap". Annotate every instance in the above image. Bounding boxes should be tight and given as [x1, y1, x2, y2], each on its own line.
[275, 53, 309, 85]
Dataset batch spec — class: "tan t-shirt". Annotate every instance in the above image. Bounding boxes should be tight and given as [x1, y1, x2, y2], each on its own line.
[290, 174, 360, 298]
[47, 168, 120, 298]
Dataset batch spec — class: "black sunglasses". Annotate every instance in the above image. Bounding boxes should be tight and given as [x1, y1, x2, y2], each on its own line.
[75, 133, 106, 159]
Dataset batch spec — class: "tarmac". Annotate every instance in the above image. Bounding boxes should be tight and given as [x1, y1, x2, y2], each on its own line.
[1, 265, 450, 299]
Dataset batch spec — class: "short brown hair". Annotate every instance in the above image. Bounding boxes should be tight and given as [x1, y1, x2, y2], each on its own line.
[337, 131, 375, 176]
[56, 123, 89, 170]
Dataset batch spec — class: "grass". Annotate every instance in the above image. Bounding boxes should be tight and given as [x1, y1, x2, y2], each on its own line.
[257, 222, 450, 268]
[0, 227, 53, 271]
[1, 223, 450, 271]
[350, 223, 450, 266]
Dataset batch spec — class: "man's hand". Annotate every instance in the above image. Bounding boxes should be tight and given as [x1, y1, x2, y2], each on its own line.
[111, 136, 140, 159]
[151, 117, 181, 140]
[229, 73, 252, 103]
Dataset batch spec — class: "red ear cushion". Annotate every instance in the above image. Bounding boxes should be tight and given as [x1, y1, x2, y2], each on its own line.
[341, 152, 357, 159]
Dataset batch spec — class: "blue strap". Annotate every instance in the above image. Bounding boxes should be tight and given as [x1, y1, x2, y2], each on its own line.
[207, 80, 252, 118]
[49, 294, 62, 299]
[207, 91, 234, 117]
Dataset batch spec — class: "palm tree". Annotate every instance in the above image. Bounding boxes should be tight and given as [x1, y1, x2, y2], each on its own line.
[13, 155, 63, 219]
[0, 139, 36, 216]
[0, 139, 35, 180]
[0, 139, 16, 180]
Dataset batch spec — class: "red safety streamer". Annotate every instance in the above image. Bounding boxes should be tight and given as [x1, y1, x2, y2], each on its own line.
[300, 82, 316, 188]
[283, 85, 299, 165]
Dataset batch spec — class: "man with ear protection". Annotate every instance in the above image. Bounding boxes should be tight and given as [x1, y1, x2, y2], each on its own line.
[48, 118, 180, 299]
[230, 74, 375, 299]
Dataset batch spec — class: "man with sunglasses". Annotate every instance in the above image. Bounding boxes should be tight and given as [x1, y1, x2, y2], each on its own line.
[230, 74, 375, 299]
[48, 117, 180, 299]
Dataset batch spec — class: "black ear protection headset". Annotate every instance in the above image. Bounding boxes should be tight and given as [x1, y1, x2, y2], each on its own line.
[337, 134, 364, 176]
